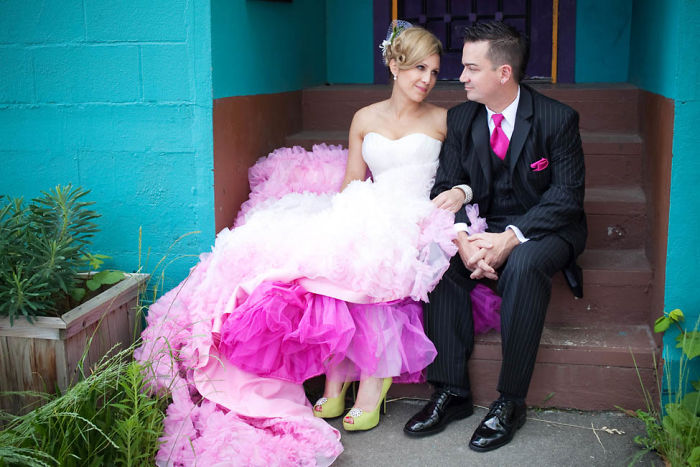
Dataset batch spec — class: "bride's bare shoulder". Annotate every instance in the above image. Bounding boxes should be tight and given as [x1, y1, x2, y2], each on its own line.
[419, 103, 447, 139]
[352, 101, 388, 133]
[424, 102, 447, 119]
[355, 101, 388, 119]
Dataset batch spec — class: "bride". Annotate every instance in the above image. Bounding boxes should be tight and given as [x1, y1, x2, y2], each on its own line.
[136, 23, 492, 466]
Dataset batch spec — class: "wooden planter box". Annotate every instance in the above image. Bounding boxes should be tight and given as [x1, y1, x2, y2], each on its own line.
[0, 273, 149, 415]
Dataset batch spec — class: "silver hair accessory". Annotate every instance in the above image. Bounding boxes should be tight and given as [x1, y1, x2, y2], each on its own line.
[379, 19, 413, 59]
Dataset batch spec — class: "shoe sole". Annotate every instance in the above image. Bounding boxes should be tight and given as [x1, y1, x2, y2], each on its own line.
[468, 416, 527, 452]
[403, 405, 474, 438]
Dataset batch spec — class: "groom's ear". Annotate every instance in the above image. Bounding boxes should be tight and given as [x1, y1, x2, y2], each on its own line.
[499, 64, 513, 85]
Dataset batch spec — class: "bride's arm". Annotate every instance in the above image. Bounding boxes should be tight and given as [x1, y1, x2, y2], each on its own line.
[340, 111, 369, 192]
[430, 106, 467, 213]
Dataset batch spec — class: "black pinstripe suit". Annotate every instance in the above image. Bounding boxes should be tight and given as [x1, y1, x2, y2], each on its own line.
[425, 84, 587, 398]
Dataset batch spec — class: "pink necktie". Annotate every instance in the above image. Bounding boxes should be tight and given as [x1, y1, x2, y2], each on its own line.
[490, 113, 509, 160]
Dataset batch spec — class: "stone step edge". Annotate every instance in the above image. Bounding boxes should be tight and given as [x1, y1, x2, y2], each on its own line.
[473, 324, 656, 368]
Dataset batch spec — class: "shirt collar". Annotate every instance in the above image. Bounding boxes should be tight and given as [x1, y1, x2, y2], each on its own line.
[486, 85, 520, 126]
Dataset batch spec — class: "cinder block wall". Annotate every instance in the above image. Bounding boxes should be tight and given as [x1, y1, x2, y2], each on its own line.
[0, 0, 215, 284]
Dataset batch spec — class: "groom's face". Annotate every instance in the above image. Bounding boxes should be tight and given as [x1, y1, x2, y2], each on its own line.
[459, 40, 502, 107]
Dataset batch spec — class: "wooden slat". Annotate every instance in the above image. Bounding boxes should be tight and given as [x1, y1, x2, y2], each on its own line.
[62, 273, 148, 339]
[0, 317, 64, 339]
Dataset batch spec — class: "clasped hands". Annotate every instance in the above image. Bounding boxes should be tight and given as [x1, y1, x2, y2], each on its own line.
[456, 230, 519, 280]
[432, 188, 520, 280]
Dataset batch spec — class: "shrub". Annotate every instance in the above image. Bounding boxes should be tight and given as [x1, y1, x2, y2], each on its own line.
[0, 185, 99, 324]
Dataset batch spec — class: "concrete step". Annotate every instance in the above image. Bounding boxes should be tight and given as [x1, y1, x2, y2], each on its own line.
[585, 186, 646, 249]
[581, 131, 643, 187]
[301, 83, 640, 133]
[386, 323, 657, 410]
[546, 249, 651, 325]
[286, 130, 643, 189]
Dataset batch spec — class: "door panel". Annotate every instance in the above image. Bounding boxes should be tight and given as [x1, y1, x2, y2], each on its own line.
[373, 0, 576, 82]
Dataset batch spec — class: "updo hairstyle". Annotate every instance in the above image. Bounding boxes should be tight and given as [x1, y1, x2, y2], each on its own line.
[383, 27, 443, 69]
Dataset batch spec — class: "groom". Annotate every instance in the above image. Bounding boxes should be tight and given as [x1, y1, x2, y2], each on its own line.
[404, 22, 586, 451]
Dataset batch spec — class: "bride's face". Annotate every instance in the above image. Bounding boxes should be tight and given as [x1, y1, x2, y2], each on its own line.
[395, 53, 440, 102]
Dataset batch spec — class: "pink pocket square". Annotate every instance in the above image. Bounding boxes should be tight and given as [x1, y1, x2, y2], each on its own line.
[530, 157, 549, 172]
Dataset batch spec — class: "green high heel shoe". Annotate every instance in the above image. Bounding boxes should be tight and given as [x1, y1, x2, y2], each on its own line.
[313, 381, 353, 419]
[342, 377, 392, 431]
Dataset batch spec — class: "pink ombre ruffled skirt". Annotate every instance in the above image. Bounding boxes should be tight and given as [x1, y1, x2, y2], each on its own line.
[135, 144, 500, 466]
[218, 281, 437, 384]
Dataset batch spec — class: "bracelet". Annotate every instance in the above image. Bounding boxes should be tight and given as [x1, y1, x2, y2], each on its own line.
[452, 185, 473, 204]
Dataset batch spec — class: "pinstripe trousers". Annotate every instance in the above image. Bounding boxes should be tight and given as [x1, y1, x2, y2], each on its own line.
[424, 233, 571, 398]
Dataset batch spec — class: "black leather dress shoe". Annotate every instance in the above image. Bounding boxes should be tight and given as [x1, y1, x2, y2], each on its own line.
[403, 390, 473, 437]
[469, 398, 527, 452]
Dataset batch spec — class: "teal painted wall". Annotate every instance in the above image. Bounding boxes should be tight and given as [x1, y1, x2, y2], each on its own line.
[326, 0, 374, 84]
[575, 0, 633, 82]
[0, 0, 215, 285]
[211, 0, 327, 99]
[629, 0, 680, 98]
[629, 0, 700, 395]
[661, 0, 700, 342]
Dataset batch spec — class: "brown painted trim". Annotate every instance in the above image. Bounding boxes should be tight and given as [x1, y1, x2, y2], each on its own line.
[212, 91, 302, 231]
[638, 90, 673, 335]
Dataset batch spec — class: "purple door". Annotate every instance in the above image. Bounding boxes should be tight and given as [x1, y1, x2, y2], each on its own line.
[373, 0, 575, 83]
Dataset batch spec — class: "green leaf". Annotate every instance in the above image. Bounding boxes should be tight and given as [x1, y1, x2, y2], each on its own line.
[688, 446, 700, 466]
[86, 278, 101, 291]
[681, 391, 700, 416]
[82, 252, 110, 270]
[692, 380, 700, 392]
[70, 287, 86, 302]
[676, 331, 700, 360]
[668, 308, 684, 322]
[93, 270, 125, 285]
[654, 315, 671, 333]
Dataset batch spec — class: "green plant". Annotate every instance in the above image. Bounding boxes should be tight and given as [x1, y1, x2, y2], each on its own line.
[0, 344, 168, 466]
[0, 185, 103, 324]
[70, 253, 126, 303]
[628, 309, 700, 466]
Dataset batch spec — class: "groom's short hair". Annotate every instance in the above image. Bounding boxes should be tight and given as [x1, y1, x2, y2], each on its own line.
[463, 21, 529, 83]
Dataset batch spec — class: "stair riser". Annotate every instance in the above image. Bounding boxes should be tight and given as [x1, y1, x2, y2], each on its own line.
[547, 275, 651, 325]
[585, 154, 642, 186]
[302, 88, 639, 133]
[388, 363, 655, 410]
[585, 213, 647, 249]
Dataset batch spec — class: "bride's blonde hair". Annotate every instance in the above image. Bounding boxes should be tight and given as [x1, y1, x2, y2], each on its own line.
[383, 27, 443, 69]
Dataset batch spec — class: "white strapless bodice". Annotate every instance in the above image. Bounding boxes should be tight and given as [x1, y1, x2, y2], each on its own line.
[206, 134, 455, 305]
[362, 132, 442, 197]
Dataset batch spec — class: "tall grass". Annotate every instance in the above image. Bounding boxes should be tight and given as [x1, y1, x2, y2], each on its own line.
[0, 345, 168, 467]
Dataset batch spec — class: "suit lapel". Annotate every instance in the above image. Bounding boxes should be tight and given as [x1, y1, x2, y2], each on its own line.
[508, 86, 534, 174]
[470, 106, 492, 185]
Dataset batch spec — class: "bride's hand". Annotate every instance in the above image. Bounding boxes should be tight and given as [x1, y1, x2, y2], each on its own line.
[432, 188, 465, 213]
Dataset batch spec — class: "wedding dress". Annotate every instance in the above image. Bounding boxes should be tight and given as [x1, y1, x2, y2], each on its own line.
[135, 133, 498, 466]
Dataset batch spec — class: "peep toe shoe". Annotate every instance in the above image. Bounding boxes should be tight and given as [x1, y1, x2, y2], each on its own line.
[313, 381, 353, 419]
[342, 377, 392, 431]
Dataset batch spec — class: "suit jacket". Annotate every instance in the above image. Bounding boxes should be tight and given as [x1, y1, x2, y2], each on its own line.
[431, 84, 587, 256]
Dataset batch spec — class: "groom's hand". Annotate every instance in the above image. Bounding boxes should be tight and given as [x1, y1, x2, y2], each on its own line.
[467, 230, 520, 271]
[455, 232, 498, 280]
